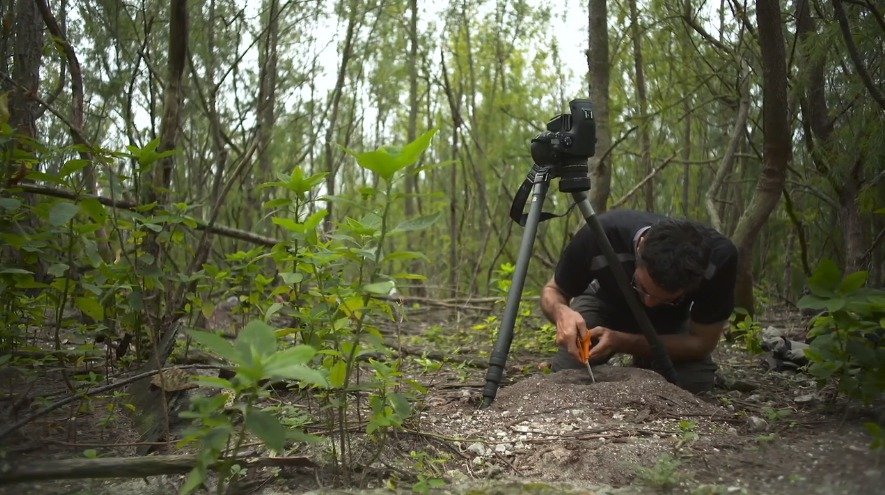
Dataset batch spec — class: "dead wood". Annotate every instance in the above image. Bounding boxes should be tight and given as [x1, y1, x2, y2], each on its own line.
[0, 454, 315, 484]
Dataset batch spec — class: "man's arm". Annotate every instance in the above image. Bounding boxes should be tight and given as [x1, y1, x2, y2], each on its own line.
[590, 320, 727, 363]
[540, 278, 588, 361]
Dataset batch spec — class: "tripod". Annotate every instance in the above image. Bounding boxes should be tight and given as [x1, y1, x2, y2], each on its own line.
[480, 164, 679, 408]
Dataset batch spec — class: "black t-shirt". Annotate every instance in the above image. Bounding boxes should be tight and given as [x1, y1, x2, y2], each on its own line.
[554, 209, 738, 332]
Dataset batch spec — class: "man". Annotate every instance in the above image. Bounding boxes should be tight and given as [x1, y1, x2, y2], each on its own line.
[540, 209, 738, 393]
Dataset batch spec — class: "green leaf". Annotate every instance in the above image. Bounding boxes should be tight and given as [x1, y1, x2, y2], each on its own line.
[265, 302, 283, 321]
[75, 296, 104, 322]
[808, 259, 841, 296]
[180, 466, 206, 495]
[264, 345, 318, 371]
[80, 198, 108, 223]
[825, 297, 846, 312]
[245, 408, 286, 452]
[236, 320, 277, 359]
[797, 294, 828, 310]
[47, 263, 69, 278]
[345, 129, 437, 181]
[363, 280, 395, 295]
[266, 363, 328, 388]
[839, 271, 868, 294]
[389, 392, 412, 420]
[190, 331, 242, 364]
[60, 159, 90, 178]
[49, 201, 79, 226]
[82, 449, 98, 459]
[0, 197, 21, 211]
[328, 360, 348, 388]
[390, 212, 442, 234]
[280, 272, 304, 285]
[0, 268, 33, 275]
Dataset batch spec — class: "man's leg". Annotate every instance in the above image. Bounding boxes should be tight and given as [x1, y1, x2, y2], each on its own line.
[633, 354, 718, 393]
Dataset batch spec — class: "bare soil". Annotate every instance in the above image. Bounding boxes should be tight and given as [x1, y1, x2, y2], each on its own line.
[1, 305, 882, 494]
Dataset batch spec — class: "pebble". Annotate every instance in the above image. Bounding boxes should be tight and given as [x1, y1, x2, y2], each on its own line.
[748, 416, 769, 431]
[794, 393, 815, 403]
[466, 442, 486, 456]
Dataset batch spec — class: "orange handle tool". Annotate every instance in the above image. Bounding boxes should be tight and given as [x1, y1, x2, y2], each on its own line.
[578, 332, 596, 383]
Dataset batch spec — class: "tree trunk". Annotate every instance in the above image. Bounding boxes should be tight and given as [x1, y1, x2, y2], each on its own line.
[587, 0, 612, 213]
[255, 0, 280, 219]
[322, 0, 359, 233]
[730, 0, 791, 316]
[627, 0, 653, 211]
[705, 68, 749, 233]
[7, 0, 43, 148]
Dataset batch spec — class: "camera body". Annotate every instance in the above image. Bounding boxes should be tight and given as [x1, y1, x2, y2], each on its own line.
[530, 98, 596, 192]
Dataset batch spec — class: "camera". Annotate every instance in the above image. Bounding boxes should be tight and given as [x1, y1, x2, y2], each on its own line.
[530, 98, 596, 192]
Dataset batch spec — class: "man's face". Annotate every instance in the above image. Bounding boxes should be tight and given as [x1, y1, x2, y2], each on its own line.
[632, 265, 685, 308]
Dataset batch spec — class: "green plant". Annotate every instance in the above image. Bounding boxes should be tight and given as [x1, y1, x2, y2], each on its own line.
[180, 319, 327, 494]
[729, 308, 764, 354]
[798, 259, 884, 405]
[634, 454, 684, 491]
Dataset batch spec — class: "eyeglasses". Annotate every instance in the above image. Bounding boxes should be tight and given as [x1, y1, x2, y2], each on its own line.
[632, 273, 684, 307]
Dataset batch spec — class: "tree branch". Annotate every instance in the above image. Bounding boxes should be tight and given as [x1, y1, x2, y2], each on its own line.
[16, 184, 279, 247]
[832, 0, 885, 111]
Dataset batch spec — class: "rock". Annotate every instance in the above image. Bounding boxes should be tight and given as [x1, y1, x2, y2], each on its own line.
[794, 393, 816, 403]
[466, 442, 486, 456]
[747, 416, 769, 432]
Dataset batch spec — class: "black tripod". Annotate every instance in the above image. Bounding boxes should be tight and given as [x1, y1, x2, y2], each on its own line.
[480, 164, 679, 408]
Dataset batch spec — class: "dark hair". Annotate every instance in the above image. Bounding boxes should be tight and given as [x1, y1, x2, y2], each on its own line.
[637, 219, 712, 292]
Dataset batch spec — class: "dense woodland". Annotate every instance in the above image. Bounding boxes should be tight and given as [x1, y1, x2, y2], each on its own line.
[0, 0, 882, 492]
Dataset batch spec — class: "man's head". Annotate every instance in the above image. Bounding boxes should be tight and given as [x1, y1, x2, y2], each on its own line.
[635, 219, 712, 299]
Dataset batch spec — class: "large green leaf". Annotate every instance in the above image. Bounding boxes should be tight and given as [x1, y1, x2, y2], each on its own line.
[839, 271, 868, 294]
[273, 363, 328, 388]
[390, 212, 442, 234]
[190, 331, 243, 365]
[264, 345, 318, 373]
[346, 129, 437, 181]
[236, 320, 277, 359]
[75, 296, 104, 322]
[363, 280, 395, 295]
[808, 259, 841, 296]
[48, 201, 79, 226]
[79, 198, 106, 224]
[245, 408, 285, 452]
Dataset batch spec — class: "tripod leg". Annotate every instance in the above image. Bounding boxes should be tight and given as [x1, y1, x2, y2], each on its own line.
[572, 192, 680, 386]
[481, 175, 551, 408]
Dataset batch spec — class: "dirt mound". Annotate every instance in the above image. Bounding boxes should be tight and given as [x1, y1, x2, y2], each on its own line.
[423, 366, 735, 487]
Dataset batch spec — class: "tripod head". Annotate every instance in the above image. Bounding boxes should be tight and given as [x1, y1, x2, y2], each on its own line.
[530, 99, 596, 192]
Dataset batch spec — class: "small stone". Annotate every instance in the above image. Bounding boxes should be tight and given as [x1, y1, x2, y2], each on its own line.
[494, 443, 508, 453]
[466, 442, 485, 456]
[794, 394, 815, 403]
[748, 416, 769, 432]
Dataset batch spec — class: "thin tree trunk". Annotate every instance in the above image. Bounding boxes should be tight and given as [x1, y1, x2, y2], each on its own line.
[440, 49, 461, 298]
[35, 0, 96, 194]
[705, 69, 749, 233]
[255, 0, 280, 218]
[731, 0, 791, 316]
[587, 0, 612, 212]
[627, 0, 653, 211]
[322, 1, 359, 233]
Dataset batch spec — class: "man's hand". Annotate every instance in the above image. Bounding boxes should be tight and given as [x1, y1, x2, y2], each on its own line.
[553, 305, 589, 362]
[587, 326, 621, 364]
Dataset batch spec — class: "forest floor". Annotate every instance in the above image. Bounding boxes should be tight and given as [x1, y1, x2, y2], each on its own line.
[0, 304, 882, 494]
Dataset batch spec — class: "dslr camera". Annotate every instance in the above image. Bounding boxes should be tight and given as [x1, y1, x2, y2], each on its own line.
[530, 98, 597, 192]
